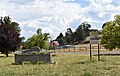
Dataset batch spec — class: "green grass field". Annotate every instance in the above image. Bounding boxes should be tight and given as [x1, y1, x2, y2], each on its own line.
[0, 54, 120, 76]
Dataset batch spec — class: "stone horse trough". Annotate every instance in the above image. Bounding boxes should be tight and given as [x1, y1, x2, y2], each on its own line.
[14, 46, 53, 64]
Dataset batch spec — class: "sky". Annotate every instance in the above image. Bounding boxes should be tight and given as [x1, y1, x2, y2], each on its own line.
[0, 0, 120, 40]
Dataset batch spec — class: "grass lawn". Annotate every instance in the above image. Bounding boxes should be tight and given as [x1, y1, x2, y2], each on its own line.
[0, 54, 120, 76]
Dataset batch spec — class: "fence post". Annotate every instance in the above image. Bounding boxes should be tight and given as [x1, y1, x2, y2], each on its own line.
[90, 44, 92, 61]
[98, 44, 100, 61]
[74, 46, 75, 51]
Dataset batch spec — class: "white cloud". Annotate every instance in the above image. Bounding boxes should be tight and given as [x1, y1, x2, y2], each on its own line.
[77, 0, 120, 29]
[0, 10, 7, 17]
[11, 0, 81, 39]
[0, 0, 120, 40]
[20, 15, 69, 39]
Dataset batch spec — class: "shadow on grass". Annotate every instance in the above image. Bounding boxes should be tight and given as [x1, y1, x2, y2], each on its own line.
[0, 56, 5, 58]
[72, 61, 95, 65]
[93, 54, 120, 56]
[11, 61, 55, 65]
[0, 55, 14, 58]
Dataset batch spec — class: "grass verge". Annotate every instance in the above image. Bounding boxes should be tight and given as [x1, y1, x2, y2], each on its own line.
[0, 54, 120, 76]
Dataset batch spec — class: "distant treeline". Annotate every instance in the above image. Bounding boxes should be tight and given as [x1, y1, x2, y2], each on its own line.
[55, 21, 99, 45]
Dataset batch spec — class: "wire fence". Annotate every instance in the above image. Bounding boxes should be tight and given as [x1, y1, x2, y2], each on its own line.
[51, 44, 108, 52]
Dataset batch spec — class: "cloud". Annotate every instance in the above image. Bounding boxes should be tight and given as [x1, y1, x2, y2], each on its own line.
[9, 0, 81, 39]
[0, 10, 7, 17]
[8, 0, 33, 4]
[20, 15, 69, 39]
[76, 0, 120, 29]
[0, 0, 120, 40]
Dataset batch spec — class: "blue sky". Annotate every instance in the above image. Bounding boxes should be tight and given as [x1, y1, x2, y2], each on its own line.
[74, 0, 90, 7]
[0, 0, 120, 40]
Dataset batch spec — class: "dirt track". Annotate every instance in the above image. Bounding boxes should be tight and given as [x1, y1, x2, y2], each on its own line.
[55, 50, 120, 55]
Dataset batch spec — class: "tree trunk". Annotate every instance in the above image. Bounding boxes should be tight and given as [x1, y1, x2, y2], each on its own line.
[5, 50, 8, 57]
[5, 53, 8, 57]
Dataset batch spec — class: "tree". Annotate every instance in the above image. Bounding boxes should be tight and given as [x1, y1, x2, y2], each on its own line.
[73, 25, 83, 43]
[0, 16, 11, 25]
[65, 28, 73, 44]
[10, 22, 21, 33]
[0, 16, 21, 33]
[115, 14, 120, 25]
[102, 22, 109, 29]
[20, 37, 25, 50]
[0, 16, 21, 57]
[37, 28, 42, 34]
[26, 28, 50, 49]
[72, 21, 91, 44]
[0, 24, 20, 57]
[55, 33, 65, 45]
[101, 14, 120, 50]
[80, 21, 91, 39]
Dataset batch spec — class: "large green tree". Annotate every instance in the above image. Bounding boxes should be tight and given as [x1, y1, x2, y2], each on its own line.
[101, 14, 120, 50]
[26, 28, 50, 49]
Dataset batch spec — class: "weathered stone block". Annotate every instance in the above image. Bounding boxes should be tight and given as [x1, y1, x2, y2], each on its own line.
[14, 53, 53, 64]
